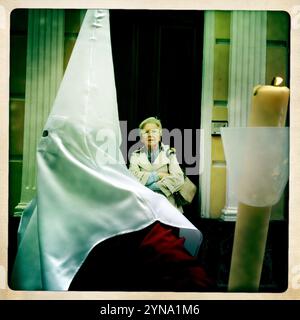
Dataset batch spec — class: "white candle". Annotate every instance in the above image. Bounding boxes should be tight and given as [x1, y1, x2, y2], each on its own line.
[249, 84, 289, 127]
[228, 83, 289, 292]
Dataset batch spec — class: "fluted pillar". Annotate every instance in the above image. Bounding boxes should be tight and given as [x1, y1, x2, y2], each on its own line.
[15, 9, 64, 216]
[200, 11, 215, 218]
[221, 11, 267, 221]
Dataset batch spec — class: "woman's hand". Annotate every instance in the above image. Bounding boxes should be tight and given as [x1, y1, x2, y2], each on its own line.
[158, 172, 170, 180]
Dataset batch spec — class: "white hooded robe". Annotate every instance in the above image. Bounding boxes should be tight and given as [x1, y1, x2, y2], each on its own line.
[11, 9, 202, 291]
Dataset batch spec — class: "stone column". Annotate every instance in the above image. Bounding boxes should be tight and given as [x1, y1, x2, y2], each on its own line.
[200, 11, 215, 218]
[15, 9, 64, 216]
[221, 11, 267, 221]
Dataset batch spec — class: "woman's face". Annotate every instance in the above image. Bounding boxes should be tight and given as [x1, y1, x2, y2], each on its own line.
[141, 123, 161, 150]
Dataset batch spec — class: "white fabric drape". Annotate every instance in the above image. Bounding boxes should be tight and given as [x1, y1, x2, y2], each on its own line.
[12, 9, 202, 291]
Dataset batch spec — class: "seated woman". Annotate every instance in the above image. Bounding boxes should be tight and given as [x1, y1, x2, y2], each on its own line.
[129, 117, 184, 212]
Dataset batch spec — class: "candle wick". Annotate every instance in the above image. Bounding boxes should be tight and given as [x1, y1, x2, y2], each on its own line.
[271, 76, 283, 86]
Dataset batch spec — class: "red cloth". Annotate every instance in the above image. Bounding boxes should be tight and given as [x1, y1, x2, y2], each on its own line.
[69, 222, 214, 291]
[138, 222, 214, 291]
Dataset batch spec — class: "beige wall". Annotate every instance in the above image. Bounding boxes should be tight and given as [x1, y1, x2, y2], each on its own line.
[64, 10, 84, 69]
[210, 11, 230, 218]
[209, 11, 289, 219]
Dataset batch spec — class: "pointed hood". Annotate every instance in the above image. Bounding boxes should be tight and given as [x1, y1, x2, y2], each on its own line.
[12, 10, 202, 290]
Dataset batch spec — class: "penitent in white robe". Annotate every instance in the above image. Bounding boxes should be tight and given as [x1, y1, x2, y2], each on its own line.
[11, 9, 202, 291]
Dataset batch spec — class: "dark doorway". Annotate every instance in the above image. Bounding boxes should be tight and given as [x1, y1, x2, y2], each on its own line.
[110, 10, 204, 220]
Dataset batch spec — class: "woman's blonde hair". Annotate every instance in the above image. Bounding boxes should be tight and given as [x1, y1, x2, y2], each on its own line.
[139, 116, 162, 130]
